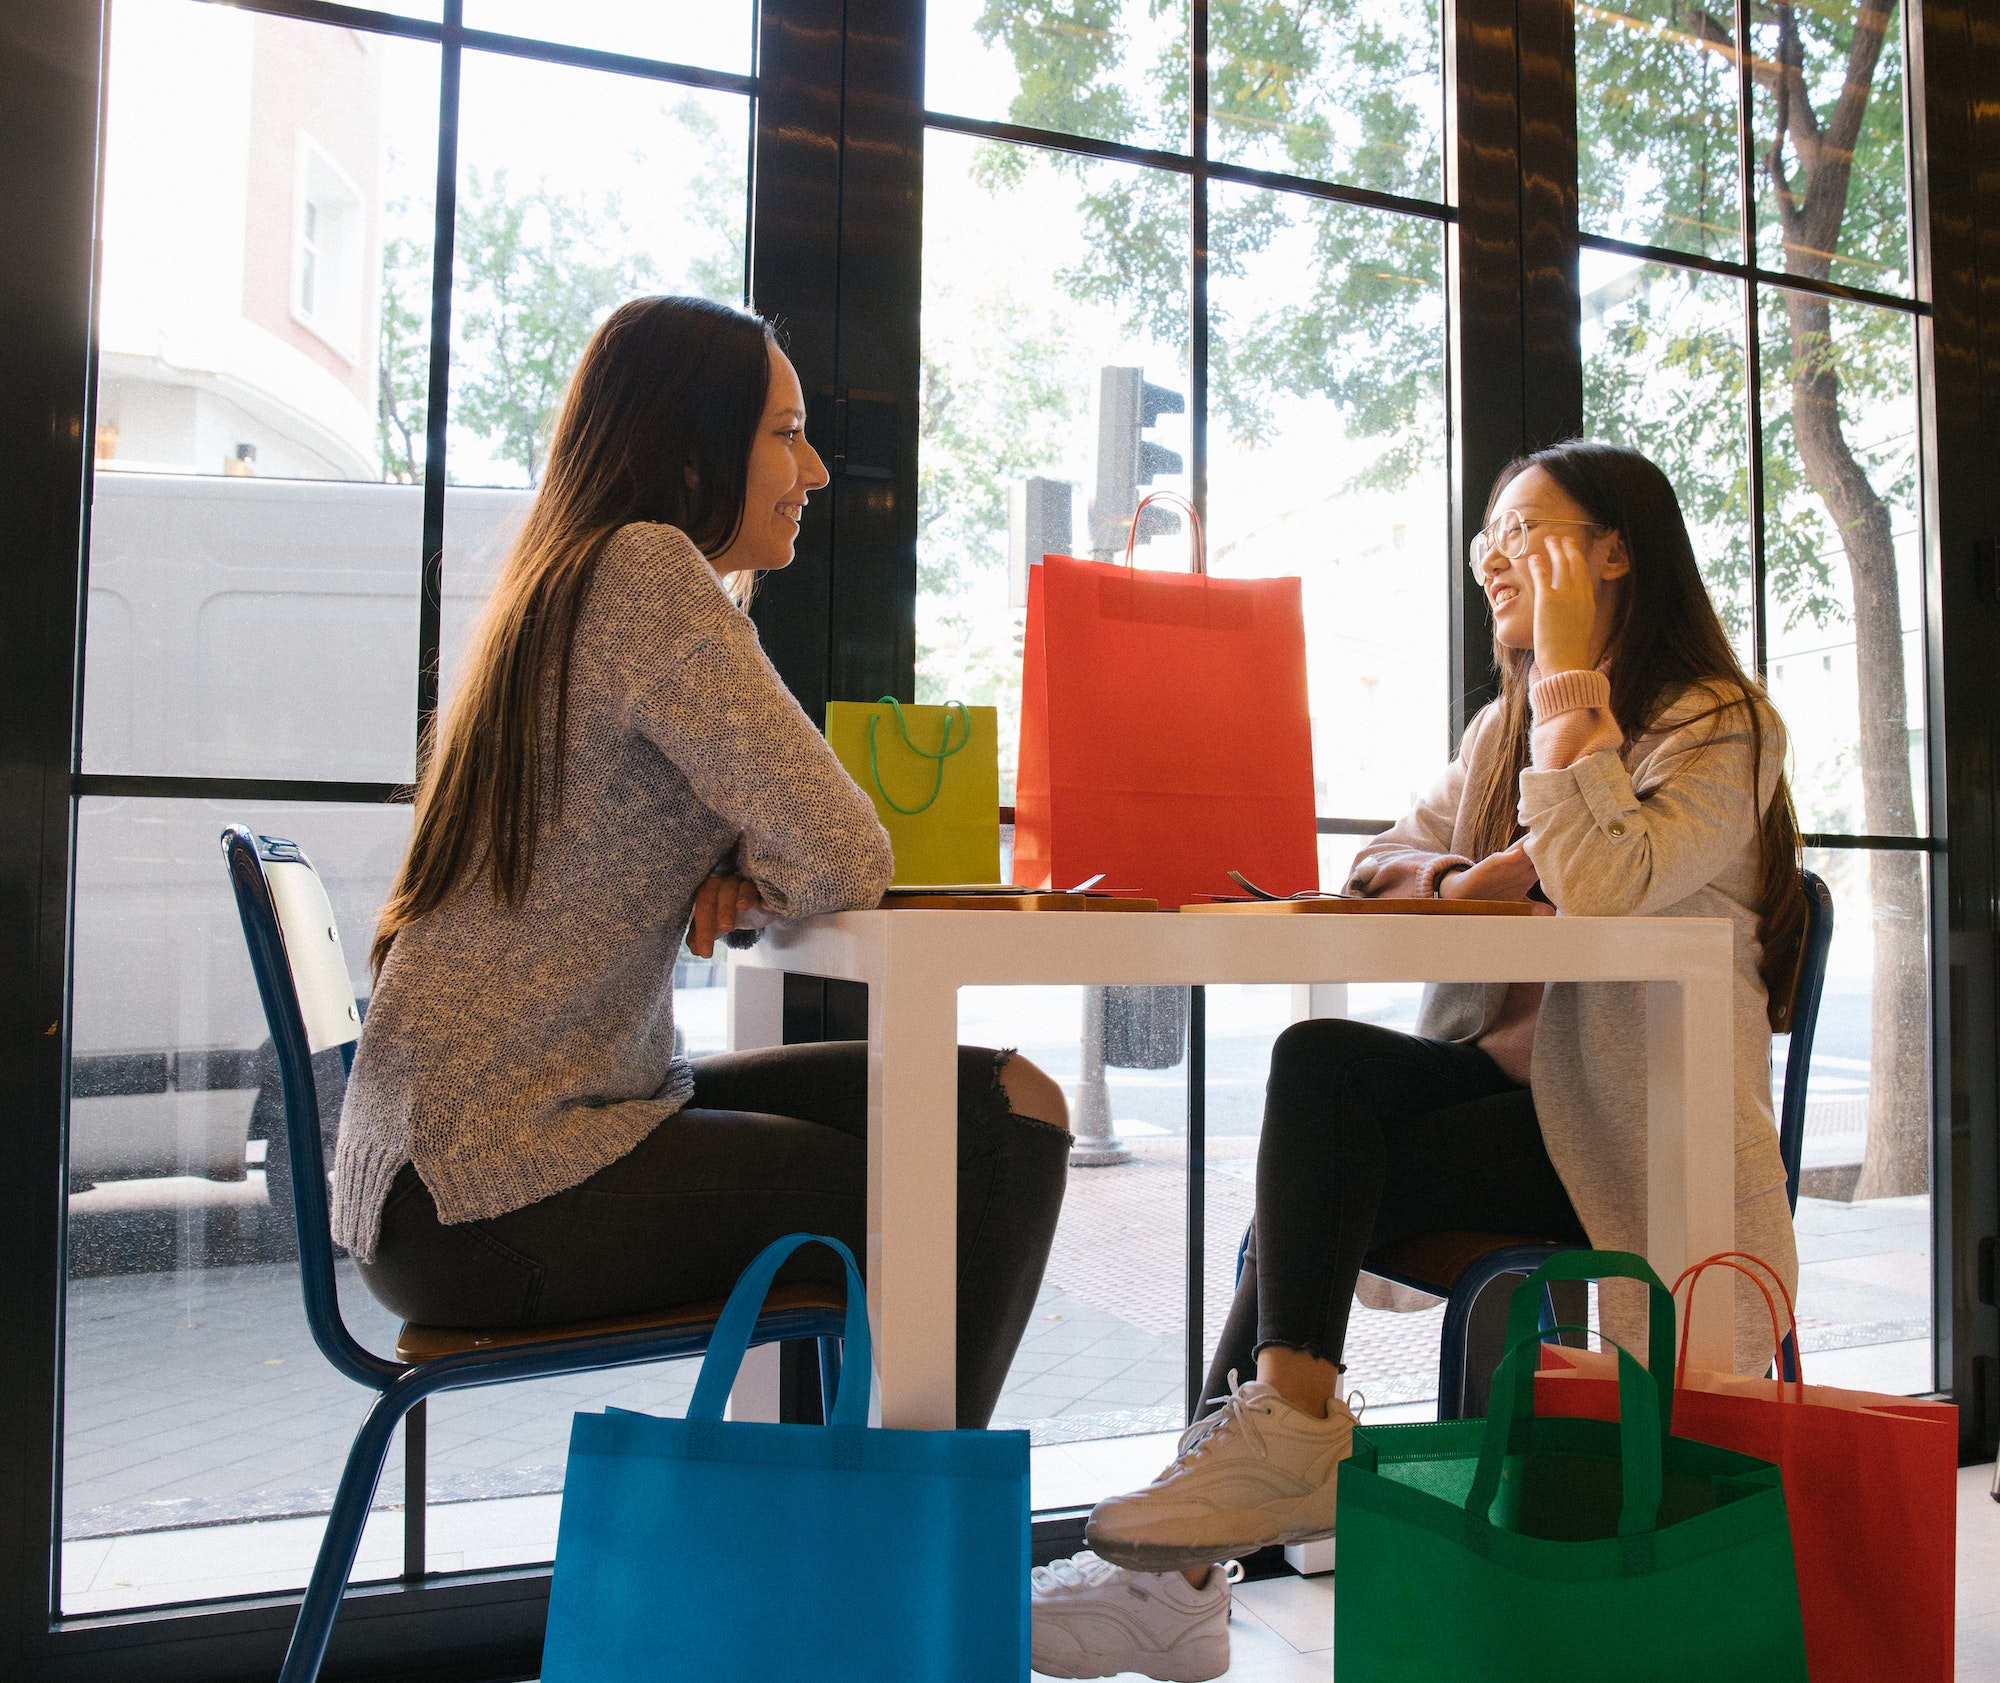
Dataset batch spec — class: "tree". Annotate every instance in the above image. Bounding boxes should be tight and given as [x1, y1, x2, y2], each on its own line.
[972, 0, 1927, 1197]
[1580, 1, 1923, 1198]
[377, 96, 743, 485]
[451, 167, 658, 482]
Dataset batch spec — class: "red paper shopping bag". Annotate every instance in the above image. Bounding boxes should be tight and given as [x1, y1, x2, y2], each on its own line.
[1015, 495, 1317, 908]
[1535, 1252, 1957, 1683]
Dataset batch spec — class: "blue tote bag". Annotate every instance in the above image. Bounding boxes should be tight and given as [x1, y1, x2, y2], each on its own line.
[540, 1234, 1030, 1681]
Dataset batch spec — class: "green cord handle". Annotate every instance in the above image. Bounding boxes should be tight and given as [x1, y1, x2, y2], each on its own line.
[866, 697, 972, 815]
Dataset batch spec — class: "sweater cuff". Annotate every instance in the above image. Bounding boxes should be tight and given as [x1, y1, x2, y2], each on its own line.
[1417, 854, 1475, 897]
[1529, 668, 1619, 770]
[1529, 666, 1611, 722]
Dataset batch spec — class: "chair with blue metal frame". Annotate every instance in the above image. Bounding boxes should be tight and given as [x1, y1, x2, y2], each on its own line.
[1363, 867, 1835, 1415]
[221, 824, 847, 1683]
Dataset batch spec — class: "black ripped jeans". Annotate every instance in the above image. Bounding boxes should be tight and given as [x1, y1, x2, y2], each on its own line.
[1201, 1016, 1586, 1412]
[357, 1042, 1072, 1428]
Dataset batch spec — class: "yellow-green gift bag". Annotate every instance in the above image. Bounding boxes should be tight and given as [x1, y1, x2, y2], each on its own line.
[825, 698, 1001, 886]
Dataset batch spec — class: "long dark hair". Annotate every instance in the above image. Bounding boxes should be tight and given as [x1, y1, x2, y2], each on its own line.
[372, 296, 777, 973]
[1460, 440, 1809, 1029]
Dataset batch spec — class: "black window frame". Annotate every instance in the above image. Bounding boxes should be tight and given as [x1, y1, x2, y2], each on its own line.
[1, 0, 1994, 1677]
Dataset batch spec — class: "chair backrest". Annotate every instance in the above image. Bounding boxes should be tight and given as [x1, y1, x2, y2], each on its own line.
[221, 825, 394, 1388]
[1776, 869, 1836, 1212]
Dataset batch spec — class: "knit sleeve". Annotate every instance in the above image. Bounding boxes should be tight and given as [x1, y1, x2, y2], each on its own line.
[1519, 683, 1775, 918]
[629, 617, 894, 921]
[1345, 704, 1490, 896]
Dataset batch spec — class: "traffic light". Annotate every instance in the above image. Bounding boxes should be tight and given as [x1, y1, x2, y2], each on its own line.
[1088, 366, 1185, 559]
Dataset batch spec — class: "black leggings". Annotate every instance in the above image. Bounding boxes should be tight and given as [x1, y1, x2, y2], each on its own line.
[1202, 1016, 1586, 1411]
[356, 1042, 1072, 1428]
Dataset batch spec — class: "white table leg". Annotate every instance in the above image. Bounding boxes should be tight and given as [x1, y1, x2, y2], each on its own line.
[1647, 975, 1736, 1372]
[869, 956, 962, 1429]
[1289, 983, 1349, 1022]
[726, 957, 785, 1052]
[720, 958, 790, 1422]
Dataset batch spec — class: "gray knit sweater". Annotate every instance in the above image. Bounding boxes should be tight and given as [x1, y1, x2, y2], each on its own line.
[332, 523, 895, 1261]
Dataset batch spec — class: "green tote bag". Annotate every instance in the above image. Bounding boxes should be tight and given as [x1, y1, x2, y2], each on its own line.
[1337, 1251, 1808, 1683]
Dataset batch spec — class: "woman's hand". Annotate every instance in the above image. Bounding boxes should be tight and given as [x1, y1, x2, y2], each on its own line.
[1438, 839, 1540, 902]
[688, 874, 773, 957]
[1525, 532, 1598, 675]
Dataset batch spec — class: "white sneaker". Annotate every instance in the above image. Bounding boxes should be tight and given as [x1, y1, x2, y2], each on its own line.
[1084, 1373, 1361, 1574]
[1030, 1550, 1241, 1682]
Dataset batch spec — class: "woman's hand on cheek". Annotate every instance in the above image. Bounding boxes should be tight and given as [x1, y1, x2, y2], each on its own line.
[1526, 534, 1598, 675]
[687, 874, 772, 957]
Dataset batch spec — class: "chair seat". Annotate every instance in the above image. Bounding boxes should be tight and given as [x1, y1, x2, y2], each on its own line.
[394, 1282, 849, 1365]
[1365, 1231, 1562, 1297]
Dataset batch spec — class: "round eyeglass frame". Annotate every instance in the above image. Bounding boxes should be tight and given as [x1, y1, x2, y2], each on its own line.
[1468, 512, 1610, 576]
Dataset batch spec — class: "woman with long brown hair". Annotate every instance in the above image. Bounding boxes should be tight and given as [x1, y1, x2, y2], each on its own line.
[332, 296, 1071, 1429]
[1043, 441, 1805, 1672]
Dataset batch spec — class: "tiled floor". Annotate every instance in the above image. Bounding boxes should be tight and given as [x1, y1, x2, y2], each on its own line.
[1028, 1462, 2000, 1681]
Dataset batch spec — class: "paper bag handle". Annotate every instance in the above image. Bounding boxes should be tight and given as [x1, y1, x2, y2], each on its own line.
[1671, 1251, 1804, 1392]
[1122, 491, 1206, 576]
[687, 1234, 872, 1427]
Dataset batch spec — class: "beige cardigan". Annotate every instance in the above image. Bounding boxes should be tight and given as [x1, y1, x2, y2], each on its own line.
[1348, 682, 1798, 1373]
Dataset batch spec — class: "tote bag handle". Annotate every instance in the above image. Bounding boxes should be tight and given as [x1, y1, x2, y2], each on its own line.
[1671, 1251, 1804, 1392]
[1469, 1326, 1664, 1539]
[1502, 1250, 1677, 1434]
[1122, 491, 1205, 576]
[686, 1234, 873, 1427]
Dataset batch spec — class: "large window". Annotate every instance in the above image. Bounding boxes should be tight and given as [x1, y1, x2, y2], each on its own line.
[66, 0, 753, 1615]
[919, 0, 1450, 1497]
[1576, 0, 1932, 1390]
[3, 0, 1975, 1671]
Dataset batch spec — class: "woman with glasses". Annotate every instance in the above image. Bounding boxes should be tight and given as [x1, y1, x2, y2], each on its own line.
[1036, 439, 1808, 1682]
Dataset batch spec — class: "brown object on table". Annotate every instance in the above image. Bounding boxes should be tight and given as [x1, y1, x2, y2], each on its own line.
[1179, 897, 1533, 916]
[880, 892, 1161, 912]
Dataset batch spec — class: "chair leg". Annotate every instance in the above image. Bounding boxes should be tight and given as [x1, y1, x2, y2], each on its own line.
[402, 1399, 426, 1582]
[278, 1387, 417, 1683]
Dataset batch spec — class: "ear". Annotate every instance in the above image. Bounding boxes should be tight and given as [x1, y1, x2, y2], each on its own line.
[683, 460, 700, 492]
[1597, 531, 1632, 581]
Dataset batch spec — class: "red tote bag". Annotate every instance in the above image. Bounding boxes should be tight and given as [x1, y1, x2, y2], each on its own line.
[1535, 1252, 1958, 1683]
[1014, 494, 1318, 908]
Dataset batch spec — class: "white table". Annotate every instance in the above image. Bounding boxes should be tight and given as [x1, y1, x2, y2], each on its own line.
[728, 909, 1737, 1428]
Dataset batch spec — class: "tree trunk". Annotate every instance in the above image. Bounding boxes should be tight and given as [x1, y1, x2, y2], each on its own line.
[1781, 290, 1928, 1199]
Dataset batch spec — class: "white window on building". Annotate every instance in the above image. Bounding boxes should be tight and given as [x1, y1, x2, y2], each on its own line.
[291, 132, 364, 357]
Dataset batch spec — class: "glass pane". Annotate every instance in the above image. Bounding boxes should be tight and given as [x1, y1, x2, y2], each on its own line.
[1581, 253, 1753, 667]
[924, 0, 1191, 154]
[83, 1, 440, 782]
[1750, 0, 1909, 295]
[464, 0, 755, 76]
[1760, 291, 1924, 837]
[445, 55, 750, 489]
[63, 799, 408, 1612]
[1576, 0, 1742, 259]
[1208, 0, 1442, 199]
[1207, 184, 1449, 819]
[1787, 847, 1932, 1395]
[917, 130, 1191, 804]
[961, 987, 1190, 1506]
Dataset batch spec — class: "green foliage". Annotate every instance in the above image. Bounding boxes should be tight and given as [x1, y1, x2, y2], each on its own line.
[376, 193, 430, 483]
[378, 101, 744, 485]
[451, 166, 659, 483]
[971, 0, 1445, 465]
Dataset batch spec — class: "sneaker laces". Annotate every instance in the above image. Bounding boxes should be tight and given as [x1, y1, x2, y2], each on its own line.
[1031, 1551, 1123, 1595]
[1159, 1371, 1270, 1477]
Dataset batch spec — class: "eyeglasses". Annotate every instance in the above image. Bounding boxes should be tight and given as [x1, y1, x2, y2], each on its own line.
[1468, 512, 1609, 576]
